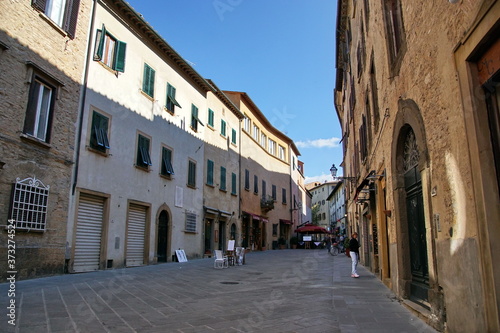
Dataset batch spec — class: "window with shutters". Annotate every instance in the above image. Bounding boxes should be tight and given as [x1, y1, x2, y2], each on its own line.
[185, 211, 197, 233]
[282, 188, 287, 204]
[142, 63, 155, 98]
[272, 185, 277, 201]
[383, 0, 406, 75]
[244, 169, 250, 190]
[231, 128, 237, 145]
[93, 25, 126, 73]
[187, 160, 196, 188]
[165, 83, 181, 114]
[191, 104, 203, 132]
[220, 119, 227, 137]
[136, 134, 152, 169]
[206, 159, 214, 186]
[160, 146, 174, 178]
[220, 166, 227, 191]
[9, 177, 50, 231]
[254, 175, 258, 194]
[207, 108, 215, 127]
[23, 73, 57, 143]
[89, 110, 110, 153]
[31, 0, 81, 39]
[231, 172, 237, 195]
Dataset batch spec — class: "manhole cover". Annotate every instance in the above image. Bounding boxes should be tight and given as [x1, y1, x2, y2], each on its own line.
[220, 281, 239, 285]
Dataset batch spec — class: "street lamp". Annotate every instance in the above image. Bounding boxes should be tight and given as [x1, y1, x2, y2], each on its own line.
[330, 164, 356, 183]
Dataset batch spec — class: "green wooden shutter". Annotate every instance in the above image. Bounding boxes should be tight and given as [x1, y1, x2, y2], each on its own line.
[95, 25, 106, 61]
[143, 64, 154, 97]
[208, 109, 214, 127]
[114, 40, 127, 72]
[232, 128, 237, 144]
[220, 166, 226, 190]
[232, 173, 237, 195]
[221, 120, 226, 136]
[188, 161, 196, 186]
[207, 160, 214, 185]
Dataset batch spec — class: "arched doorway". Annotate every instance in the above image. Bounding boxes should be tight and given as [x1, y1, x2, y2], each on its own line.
[157, 210, 169, 262]
[402, 127, 429, 304]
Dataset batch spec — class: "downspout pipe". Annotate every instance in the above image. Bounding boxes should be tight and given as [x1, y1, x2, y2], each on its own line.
[72, 0, 97, 195]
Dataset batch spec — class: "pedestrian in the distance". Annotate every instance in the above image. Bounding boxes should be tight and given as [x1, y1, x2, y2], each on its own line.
[349, 232, 360, 278]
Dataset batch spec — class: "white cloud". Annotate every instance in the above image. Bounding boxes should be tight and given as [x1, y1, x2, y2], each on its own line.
[295, 137, 341, 149]
[304, 173, 333, 185]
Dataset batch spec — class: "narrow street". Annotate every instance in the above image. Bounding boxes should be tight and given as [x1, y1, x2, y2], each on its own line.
[2, 250, 436, 332]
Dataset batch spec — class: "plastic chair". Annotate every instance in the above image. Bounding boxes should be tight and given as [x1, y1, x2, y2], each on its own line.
[214, 250, 228, 269]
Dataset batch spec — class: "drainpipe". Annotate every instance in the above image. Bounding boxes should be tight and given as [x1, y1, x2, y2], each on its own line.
[72, 0, 97, 195]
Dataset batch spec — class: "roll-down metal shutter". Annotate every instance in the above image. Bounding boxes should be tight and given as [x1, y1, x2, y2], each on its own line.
[74, 194, 105, 272]
[126, 204, 147, 266]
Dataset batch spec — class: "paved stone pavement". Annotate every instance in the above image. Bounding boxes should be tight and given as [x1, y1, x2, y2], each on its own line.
[1, 249, 437, 333]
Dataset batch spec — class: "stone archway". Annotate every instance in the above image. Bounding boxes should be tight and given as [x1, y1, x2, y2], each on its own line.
[391, 99, 434, 307]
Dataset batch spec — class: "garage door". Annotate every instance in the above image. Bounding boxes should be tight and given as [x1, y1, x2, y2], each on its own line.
[73, 194, 105, 272]
[126, 204, 147, 266]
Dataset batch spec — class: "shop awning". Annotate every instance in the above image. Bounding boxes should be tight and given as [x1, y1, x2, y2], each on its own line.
[204, 206, 219, 215]
[219, 210, 232, 218]
[243, 211, 261, 220]
[295, 224, 330, 234]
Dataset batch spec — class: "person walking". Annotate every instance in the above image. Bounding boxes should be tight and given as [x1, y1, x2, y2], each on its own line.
[349, 232, 360, 278]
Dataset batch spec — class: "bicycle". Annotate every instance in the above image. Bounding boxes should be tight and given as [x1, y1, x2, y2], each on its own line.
[329, 242, 339, 256]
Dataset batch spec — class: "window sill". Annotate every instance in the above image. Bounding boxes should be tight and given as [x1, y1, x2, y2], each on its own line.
[231, 192, 237, 197]
[135, 164, 151, 172]
[190, 126, 198, 133]
[186, 184, 197, 190]
[206, 183, 215, 188]
[219, 189, 227, 193]
[160, 173, 173, 180]
[244, 187, 250, 191]
[207, 125, 215, 131]
[183, 230, 198, 234]
[97, 61, 118, 76]
[20, 133, 51, 149]
[140, 90, 154, 101]
[164, 107, 174, 116]
[220, 134, 227, 139]
[38, 13, 68, 38]
[87, 146, 109, 157]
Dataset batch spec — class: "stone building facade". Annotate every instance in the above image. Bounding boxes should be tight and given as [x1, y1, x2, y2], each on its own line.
[335, 0, 500, 331]
[0, 0, 91, 280]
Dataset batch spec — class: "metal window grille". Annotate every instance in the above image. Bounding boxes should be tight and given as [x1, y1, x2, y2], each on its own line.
[10, 177, 50, 230]
[185, 211, 196, 232]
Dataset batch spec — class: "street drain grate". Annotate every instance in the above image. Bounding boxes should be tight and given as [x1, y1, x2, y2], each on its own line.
[220, 281, 239, 285]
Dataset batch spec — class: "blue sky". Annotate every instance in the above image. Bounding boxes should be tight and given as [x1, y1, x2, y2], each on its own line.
[125, 0, 342, 183]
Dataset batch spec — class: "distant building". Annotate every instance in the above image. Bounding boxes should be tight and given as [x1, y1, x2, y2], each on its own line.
[326, 181, 346, 235]
[307, 181, 338, 231]
[224, 91, 305, 250]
